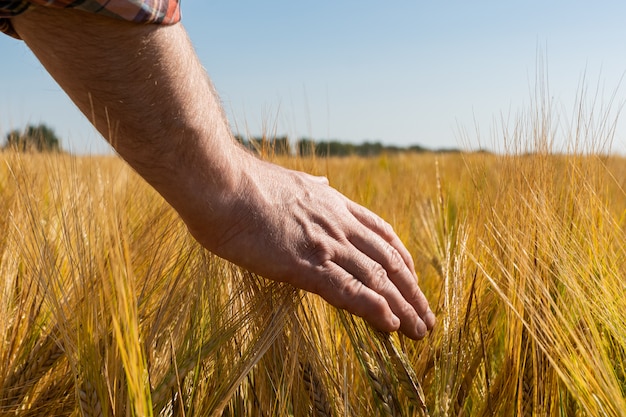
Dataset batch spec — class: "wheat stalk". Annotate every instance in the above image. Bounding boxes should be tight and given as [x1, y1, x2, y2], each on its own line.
[301, 360, 333, 417]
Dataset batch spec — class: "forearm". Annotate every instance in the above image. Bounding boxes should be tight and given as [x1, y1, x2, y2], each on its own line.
[12, 6, 242, 218]
[11, 5, 435, 340]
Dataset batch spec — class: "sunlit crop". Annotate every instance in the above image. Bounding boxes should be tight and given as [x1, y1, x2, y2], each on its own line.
[2, 94, 626, 416]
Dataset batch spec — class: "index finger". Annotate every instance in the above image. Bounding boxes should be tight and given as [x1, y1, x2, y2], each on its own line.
[347, 201, 417, 275]
[347, 201, 436, 330]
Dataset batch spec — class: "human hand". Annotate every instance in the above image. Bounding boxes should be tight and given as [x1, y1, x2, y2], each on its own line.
[12, 7, 434, 339]
[184, 153, 436, 340]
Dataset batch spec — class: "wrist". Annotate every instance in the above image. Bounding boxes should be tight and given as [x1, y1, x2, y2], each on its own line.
[150, 129, 248, 238]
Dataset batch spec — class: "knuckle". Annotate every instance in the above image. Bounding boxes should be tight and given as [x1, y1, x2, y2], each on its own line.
[335, 278, 364, 308]
[308, 260, 334, 294]
[407, 287, 424, 306]
[398, 300, 418, 319]
[368, 264, 390, 290]
[311, 264, 342, 291]
[384, 245, 405, 275]
[403, 279, 427, 309]
[383, 219, 394, 234]
[306, 238, 335, 265]
[376, 217, 395, 238]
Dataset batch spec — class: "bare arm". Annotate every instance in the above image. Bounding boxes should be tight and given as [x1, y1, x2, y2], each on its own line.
[12, 6, 435, 340]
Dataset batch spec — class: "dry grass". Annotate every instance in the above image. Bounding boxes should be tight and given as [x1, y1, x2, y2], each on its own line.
[2, 97, 626, 416]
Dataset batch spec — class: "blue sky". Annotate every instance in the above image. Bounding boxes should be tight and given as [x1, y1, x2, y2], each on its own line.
[1, 1, 626, 154]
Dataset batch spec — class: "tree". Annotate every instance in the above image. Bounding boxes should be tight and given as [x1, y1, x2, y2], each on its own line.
[4, 123, 61, 152]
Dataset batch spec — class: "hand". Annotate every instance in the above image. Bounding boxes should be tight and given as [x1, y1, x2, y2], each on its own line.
[13, 6, 435, 340]
[185, 153, 436, 340]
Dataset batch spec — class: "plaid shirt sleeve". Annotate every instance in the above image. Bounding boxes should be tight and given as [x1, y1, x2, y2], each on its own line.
[0, 0, 181, 39]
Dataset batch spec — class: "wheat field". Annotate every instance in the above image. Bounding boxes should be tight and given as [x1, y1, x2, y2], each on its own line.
[2, 107, 626, 416]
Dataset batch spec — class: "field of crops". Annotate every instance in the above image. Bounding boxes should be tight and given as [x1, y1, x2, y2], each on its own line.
[2, 134, 626, 416]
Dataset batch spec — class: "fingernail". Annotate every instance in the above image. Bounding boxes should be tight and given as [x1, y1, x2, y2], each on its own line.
[415, 321, 427, 339]
[425, 309, 436, 329]
[391, 314, 400, 329]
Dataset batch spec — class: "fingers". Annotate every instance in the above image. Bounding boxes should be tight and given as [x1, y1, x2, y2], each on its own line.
[305, 261, 402, 333]
[333, 243, 430, 339]
[296, 204, 434, 339]
[347, 200, 436, 332]
[346, 231, 434, 337]
[348, 201, 416, 273]
[291, 180, 434, 339]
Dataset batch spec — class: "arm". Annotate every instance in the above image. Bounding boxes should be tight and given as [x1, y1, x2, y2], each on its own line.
[12, 6, 435, 340]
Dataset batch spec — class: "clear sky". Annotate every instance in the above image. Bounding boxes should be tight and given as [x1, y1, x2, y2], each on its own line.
[1, 1, 626, 154]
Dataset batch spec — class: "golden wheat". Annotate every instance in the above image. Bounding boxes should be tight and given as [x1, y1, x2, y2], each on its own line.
[2, 88, 626, 416]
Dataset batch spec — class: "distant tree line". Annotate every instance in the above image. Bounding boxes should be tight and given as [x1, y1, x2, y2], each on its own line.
[3, 123, 61, 152]
[235, 135, 463, 157]
[1, 124, 468, 156]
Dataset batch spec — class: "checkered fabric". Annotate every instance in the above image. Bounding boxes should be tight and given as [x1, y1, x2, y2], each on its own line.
[0, 0, 181, 39]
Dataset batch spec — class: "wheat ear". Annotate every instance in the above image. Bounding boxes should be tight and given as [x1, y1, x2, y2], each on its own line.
[21, 379, 75, 417]
[79, 380, 104, 417]
[1, 333, 64, 410]
[301, 360, 333, 417]
[377, 332, 430, 416]
[359, 342, 400, 417]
